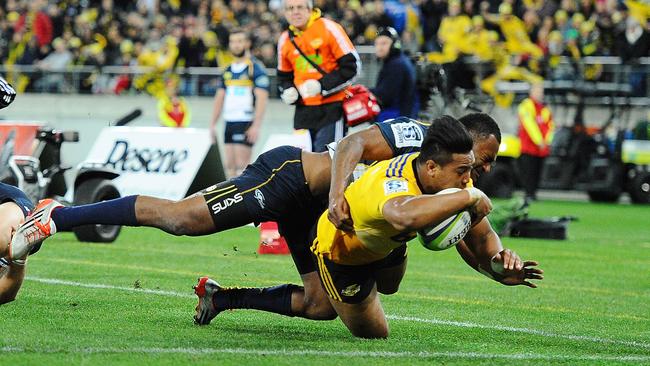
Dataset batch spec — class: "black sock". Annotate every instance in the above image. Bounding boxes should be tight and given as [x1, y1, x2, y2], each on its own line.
[52, 195, 139, 231]
[214, 284, 301, 317]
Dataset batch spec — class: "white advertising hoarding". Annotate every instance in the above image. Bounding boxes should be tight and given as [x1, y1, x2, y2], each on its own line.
[85, 127, 213, 200]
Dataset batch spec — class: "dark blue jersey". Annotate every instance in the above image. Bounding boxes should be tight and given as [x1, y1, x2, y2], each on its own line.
[0, 183, 33, 216]
[374, 117, 429, 156]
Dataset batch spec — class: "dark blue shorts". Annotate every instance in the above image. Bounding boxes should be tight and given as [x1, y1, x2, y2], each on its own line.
[0, 182, 41, 255]
[0, 182, 33, 216]
[224, 121, 253, 147]
[201, 146, 326, 274]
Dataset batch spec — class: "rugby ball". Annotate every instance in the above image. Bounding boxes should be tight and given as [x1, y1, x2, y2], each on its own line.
[418, 188, 472, 251]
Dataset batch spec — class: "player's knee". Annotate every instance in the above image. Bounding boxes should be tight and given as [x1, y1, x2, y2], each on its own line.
[302, 299, 337, 320]
[351, 325, 389, 339]
[160, 201, 198, 236]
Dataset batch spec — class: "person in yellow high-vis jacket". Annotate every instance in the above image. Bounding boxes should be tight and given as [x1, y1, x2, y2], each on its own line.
[517, 83, 554, 201]
[158, 77, 191, 128]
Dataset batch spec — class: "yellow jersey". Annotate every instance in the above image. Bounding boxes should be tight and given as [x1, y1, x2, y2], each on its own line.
[313, 153, 422, 265]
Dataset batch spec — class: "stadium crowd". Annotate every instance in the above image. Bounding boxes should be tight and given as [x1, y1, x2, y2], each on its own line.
[0, 0, 648, 97]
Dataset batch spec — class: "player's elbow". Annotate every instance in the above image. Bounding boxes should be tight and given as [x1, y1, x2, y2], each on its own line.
[386, 209, 419, 232]
[337, 132, 365, 156]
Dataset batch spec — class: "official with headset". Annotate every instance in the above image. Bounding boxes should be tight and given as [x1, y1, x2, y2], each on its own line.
[372, 27, 418, 122]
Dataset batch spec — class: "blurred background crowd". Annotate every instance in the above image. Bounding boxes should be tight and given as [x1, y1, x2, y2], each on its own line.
[0, 0, 648, 98]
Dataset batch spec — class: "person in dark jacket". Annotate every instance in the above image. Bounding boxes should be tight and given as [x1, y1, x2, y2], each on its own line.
[372, 26, 418, 122]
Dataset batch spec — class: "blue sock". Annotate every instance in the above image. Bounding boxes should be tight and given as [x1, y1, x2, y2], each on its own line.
[52, 195, 139, 231]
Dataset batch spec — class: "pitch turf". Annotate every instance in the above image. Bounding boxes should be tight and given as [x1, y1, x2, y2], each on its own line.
[1, 199, 649, 365]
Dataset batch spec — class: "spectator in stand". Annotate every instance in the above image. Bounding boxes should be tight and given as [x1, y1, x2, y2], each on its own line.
[426, 0, 472, 63]
[617, 16, 650, 62]
[617, 16, 650, 96]
[256, 41, 278, 68]
[482, 2, 543, 58]
[34, 37, 72, 92]
[419, 0, 447, 52]
[177, 16, 207, 95]
[372, 26, 417, 121]
[14, 0, 52, 48]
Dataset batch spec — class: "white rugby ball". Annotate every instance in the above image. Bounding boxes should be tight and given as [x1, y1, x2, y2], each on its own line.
[418, 188, 472, 251]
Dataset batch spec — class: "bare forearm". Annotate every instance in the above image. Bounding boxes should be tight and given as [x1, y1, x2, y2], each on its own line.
[252, 89, 268, 127]
[0, 264, 25, 305]
[330, 125, 394, 199]
[456, 240, 479, 270]
[384, 192, 476, 232]
[210, 90, 225, 126]
[463, 219, 505, 280]
[330, 135, 365, 200]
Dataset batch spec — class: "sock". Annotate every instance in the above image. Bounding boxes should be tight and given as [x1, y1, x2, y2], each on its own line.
[52, 195, 139, 231]
[214, 284, 301, 317]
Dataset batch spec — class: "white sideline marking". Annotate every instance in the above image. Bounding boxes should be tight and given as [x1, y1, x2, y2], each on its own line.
[26, 277, 650, 351]
[27, 277, 194, 299]
[386, 315, 650, 350]
[1, 346, 648, 361]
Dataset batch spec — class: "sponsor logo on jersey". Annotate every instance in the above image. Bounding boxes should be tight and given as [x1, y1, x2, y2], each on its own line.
[390, 122, 424, 148]
[211, 193, 243, 214]
[254, 189, 265, 209]
[384, 179, 408, 195]
[341, 284, 361, 297]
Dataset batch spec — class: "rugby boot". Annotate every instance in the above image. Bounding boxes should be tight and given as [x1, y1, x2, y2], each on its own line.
[9, 199, 62, 260]
[193, 276, 224, 325]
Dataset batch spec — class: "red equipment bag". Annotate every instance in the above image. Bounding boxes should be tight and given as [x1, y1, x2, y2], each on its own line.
[342, 85, 381, 127]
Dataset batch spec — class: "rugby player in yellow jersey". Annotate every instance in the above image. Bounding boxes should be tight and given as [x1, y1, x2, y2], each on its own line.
[311, 115, 521, 338]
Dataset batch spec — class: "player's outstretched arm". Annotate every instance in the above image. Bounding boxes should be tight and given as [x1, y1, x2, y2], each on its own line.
[328, 125, 394, 231]
[0, 261, 26, 305]
[460, 218, 543, 287]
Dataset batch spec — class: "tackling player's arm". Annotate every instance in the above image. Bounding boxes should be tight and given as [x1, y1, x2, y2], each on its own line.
[0, 260, 26, 305]
[458, 218, 544, 288]
[328, 125, 394, 230]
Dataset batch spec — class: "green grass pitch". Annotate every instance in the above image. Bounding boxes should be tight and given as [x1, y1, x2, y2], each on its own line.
[1, 200, 649, 365]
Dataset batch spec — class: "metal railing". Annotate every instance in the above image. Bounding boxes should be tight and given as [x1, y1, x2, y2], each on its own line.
[1, 50, 648, 104]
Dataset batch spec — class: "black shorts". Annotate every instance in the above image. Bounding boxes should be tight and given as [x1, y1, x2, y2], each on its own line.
[200, 146, 326, 274]
[224, 121, 253, 147]
[312, 243, 408, 304]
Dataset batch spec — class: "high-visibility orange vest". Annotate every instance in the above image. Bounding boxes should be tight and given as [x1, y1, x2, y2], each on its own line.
[277, 10, 356, 106]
